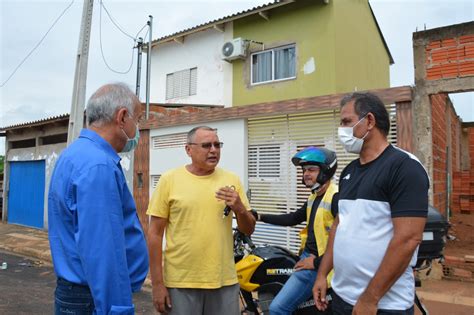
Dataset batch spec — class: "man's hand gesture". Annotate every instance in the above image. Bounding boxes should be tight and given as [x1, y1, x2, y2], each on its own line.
[313, 275, 329, 312]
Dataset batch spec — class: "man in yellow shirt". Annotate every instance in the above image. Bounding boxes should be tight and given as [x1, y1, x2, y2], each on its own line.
[147, 126, 256, 315]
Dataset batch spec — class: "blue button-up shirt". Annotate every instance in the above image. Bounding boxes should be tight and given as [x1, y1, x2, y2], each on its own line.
[48, 129, 149, 314]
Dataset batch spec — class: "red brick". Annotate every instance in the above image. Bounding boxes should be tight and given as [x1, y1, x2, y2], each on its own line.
[431, 49, 449, 63]
[445, 255, 466, 264]
[459, 60, 474, 68]
[460, 35, 474, 44]
[441, 73, 457, 79]
[441, 38, 457, 47]
[452, 267, 473, 278]
[465, 46, 474, 58]
[427, 71, 442, 80]
[459, 61, 474, 76]
[427, 40, 442, 50]
[446, 47, 464, 60]
[441, 63, 460, 71]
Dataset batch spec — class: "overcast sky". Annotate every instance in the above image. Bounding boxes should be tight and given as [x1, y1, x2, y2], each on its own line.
[1, 0, 473, 156]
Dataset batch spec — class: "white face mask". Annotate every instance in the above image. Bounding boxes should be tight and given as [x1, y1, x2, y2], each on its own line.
[338, 115, 369, 154]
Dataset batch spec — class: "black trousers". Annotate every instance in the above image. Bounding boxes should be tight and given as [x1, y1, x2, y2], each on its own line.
[332, 290, 414, 315]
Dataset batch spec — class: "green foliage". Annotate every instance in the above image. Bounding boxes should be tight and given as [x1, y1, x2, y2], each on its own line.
[0, 155, 4, 174]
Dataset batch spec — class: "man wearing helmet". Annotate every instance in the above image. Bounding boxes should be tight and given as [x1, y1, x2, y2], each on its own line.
[252, 146, 339, 315]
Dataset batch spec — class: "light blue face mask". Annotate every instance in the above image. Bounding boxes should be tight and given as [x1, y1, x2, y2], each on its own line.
[121, 125, 140, 153]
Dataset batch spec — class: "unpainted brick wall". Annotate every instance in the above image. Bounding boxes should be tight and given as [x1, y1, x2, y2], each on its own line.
[431, 94, 448, 214]
[430, 94, 466, 215]
[452, 128, 474, 213]
[451, 127, 474, 214]
[425, 35, 474, 80]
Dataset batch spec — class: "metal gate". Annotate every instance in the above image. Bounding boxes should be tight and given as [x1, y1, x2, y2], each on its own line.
[8, 160, 45, 228]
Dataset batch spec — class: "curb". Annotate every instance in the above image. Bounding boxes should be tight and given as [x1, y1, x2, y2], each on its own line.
[0, 244, 51, 264]
[417, 291, 474, 307]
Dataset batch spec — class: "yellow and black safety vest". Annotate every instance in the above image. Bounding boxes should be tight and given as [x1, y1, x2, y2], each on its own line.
[299, 181, 338, 284]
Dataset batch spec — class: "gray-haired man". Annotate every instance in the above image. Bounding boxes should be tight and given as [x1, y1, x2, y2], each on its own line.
[48, 83, 149, 314]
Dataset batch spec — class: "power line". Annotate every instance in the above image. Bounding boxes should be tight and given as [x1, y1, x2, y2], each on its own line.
[100, 0, 148, 44]
[142, 26, 150, 43]
[99, 1, 134, 74]
[135, 24, 149, 43]
[99, 0, 136, 41]
[0, 0, 75, 88]
[98, 0, 149, 74]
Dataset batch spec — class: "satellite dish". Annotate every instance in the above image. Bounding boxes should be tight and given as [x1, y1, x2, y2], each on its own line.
[222, 42, 234, 57]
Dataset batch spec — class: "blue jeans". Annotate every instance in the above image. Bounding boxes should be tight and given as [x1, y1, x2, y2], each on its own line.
[54, 278, 95, 315]
[332, 290, 414, 315]
[269, 251, 317, 315]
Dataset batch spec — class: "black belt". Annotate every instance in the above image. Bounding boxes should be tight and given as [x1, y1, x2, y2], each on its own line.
[57, 277, 91, 291]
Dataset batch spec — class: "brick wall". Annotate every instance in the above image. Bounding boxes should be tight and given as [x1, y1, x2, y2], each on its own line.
[425, 34, 474, 80]
[431, 94, 448, 213]
[452, 127, 474, 213]
[430, 94, 467, 215]
[133, 129, 150, 236]
[450, 107, 460, 171]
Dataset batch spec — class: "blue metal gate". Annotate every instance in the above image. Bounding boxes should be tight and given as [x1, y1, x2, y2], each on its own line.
[8, 160, 45, 228]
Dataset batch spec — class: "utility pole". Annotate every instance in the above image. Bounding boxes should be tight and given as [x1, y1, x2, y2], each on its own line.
[135, 37, 143, 98]
[145, 15, 153, 120]
[67, 0, 94, 145]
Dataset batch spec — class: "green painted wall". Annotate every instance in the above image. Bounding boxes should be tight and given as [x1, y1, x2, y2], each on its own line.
[333, 0, 390, 92]
[233, 1, 336, 106]
[232, 0, 390, 106]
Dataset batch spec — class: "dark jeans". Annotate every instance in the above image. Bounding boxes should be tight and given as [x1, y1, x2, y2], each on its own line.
[54, 278, 95, 315]
[332, 290, 414, 315]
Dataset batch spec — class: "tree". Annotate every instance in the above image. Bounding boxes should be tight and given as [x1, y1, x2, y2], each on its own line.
[0, 155, 4, 174]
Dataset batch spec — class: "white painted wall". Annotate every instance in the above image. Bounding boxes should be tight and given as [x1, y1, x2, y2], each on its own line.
[149, 22, 233, 106]
[149, 119, 248, 197]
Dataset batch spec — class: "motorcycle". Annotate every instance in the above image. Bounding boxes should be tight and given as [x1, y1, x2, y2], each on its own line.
[233, 229, 331, 315]
[413, 205, 450, 315]
[234, 205, 449, 315]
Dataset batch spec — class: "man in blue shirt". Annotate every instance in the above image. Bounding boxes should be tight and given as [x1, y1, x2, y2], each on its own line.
[48, 83, 149, 315]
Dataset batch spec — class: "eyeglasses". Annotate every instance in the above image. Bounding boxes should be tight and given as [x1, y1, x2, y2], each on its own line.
[188, 142, 224, 149]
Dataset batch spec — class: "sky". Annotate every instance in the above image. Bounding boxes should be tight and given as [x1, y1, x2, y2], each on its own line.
[0, 0, 473, 156]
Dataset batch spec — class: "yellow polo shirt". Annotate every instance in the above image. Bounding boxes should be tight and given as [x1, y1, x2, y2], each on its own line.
[147, 166, 250, 288]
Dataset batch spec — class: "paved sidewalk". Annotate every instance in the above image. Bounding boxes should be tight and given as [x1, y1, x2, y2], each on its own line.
[0, 222, 51, 263]
[0, 222, 473, 308]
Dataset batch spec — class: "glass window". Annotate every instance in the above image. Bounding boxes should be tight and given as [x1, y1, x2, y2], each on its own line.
[252, 51, 272, 84]
[274, 46, 296, 80]
[251, 45, 296, 84]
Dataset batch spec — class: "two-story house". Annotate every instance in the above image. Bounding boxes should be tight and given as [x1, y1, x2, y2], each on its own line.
[148, 0, 392, 107]
[142, 0, 394, 251]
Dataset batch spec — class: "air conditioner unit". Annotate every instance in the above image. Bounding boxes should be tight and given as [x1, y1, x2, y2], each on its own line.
[221, 38, 248, 61]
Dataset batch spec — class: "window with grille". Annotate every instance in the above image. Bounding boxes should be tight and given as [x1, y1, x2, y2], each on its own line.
[152, 132, 187, 149]
[251, 45, 296, 85]
[166, 67, 197, 99]
[248, 145, 281, 179]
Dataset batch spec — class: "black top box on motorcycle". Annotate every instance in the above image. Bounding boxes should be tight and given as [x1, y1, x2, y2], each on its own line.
[417, 205, 449, 264]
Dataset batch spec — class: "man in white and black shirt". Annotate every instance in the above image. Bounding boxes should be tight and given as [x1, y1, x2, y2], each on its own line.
[312, 92, 429, 315]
